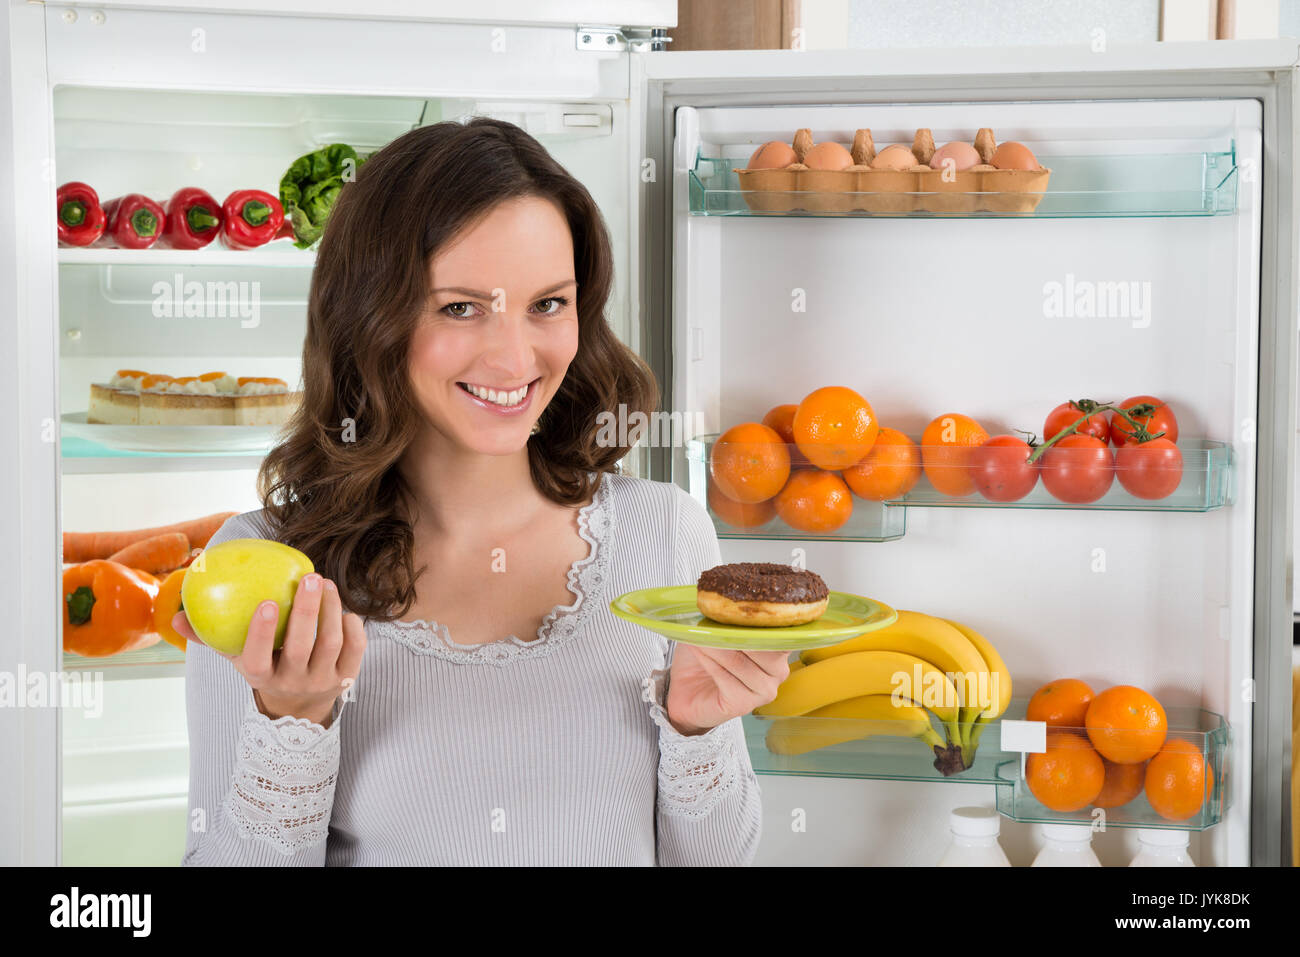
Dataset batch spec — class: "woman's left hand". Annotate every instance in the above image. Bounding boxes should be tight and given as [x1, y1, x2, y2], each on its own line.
[665, 644, 791, 736]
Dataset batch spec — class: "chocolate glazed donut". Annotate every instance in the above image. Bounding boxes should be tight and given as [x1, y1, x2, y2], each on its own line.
[696, 562, 830, 627]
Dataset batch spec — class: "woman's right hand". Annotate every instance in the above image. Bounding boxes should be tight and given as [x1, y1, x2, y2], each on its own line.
[171, 573, 367, 728]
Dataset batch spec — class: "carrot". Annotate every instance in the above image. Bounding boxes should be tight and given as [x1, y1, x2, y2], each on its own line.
[62, 511, 237, 562]
[107, 533, 192, 575]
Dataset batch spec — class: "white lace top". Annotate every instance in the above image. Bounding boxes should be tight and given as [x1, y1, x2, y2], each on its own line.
[181, 470, 763, 866]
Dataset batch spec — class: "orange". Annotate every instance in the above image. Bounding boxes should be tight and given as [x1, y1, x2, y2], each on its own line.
[1093, 757, 1147, 809]
[1026, 678, 1095, 729]
[760, 404, 811, 468]
[1025, 731, 1105, 812]
[920, 413, 989, 497]
[1145, 738, 1213, 821]
[841, 427, 921, 501]
[1085, 685, 1168, 764]
[791, 386, 879, 471]
[707, 477, 776, 530]
[709, 422, 790, 504]
[774, 469, 854, 533]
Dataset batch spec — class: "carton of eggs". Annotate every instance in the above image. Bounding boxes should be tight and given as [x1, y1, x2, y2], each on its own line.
[733, 127, 1050, 214]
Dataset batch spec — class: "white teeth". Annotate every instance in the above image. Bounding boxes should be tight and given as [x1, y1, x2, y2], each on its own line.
[464, 382, 529, 407]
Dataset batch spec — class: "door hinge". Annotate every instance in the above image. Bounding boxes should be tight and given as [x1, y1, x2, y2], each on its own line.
[576, 26, 671, 53]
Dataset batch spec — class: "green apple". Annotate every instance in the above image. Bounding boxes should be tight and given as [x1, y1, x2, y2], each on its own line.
[181, 538, 315, 655]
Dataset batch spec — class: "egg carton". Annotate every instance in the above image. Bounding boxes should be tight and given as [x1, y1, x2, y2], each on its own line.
[733, 128, 1051, 214]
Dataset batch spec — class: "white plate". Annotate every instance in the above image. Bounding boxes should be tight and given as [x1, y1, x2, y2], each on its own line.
[61, 412, 282, 453]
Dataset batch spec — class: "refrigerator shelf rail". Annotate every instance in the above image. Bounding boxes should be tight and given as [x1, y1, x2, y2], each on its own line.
[57, 246, 317, 267]
[689, 435, 1232, 536]
[690, 150, 1238, 219]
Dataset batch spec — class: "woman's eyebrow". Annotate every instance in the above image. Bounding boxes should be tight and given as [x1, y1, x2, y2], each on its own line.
[431, 279, 577, 299]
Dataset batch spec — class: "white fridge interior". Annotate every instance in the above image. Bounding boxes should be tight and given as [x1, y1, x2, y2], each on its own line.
[668, 98, 1261, 865]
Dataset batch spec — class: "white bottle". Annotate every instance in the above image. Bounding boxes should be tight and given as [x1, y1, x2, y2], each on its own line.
[1031, 823, 1102, 866]
[937, 807, 1011, 866]
[1129, 828, 1196, 867]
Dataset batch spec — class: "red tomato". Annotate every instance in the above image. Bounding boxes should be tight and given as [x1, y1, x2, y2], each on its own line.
[1043, 401, 1110, 444]
[1115, 437, 1183, 499]
[1110, 395, 1178, 447]
[970, 435, 1039, 502]
[1040, 434, 1114, 504]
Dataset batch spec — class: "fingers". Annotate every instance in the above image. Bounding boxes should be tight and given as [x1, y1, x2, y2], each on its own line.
[335, 607, 368, 683]
[171, 611, 201, 646]
[279, 573, 323, 671]
[238, 598, 282, 683]
[307, 578, 344, 675]
[693, 647, 788, 696]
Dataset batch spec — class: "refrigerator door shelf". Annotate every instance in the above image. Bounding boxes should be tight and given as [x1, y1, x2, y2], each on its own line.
[692, 150, 1238, 219]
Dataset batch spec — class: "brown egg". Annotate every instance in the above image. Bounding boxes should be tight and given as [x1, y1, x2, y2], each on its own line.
[803, 141, 854, 171]
[991, 141, 1039, 170]
[747, 141, 798, 170]
[869, 144, 918, 170]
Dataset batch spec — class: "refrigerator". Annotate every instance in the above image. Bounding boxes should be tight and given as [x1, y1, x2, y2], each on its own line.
[0, 1, 1293, 867]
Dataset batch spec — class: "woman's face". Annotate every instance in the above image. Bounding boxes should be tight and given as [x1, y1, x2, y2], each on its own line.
[408, 195, 579, 456]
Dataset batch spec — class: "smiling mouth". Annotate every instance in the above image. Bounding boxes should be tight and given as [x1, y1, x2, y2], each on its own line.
[457, 378, 537, 408]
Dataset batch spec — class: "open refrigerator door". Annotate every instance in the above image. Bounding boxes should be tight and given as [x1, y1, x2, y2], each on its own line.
[633, 41, 1296, 866]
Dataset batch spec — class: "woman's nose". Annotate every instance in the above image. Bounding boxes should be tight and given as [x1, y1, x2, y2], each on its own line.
[481, 310, 535, 375]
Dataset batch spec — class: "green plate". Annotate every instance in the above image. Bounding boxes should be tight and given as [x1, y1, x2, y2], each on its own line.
[608, 586, 897, 651]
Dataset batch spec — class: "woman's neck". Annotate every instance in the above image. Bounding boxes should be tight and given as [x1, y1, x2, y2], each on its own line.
[398, 433, 544, 539]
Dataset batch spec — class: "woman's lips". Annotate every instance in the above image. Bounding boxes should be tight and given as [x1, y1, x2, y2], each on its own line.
[456, 378, 537, 415]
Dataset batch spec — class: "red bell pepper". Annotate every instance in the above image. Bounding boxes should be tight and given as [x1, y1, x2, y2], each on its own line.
[221, 189, 285, 249]
[57, 182, 106, 246]
[160, 187, 223, 249]
[95, 194, 165, 249]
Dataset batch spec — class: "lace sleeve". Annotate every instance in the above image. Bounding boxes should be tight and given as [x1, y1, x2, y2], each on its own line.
[641, 668, 745, 819]
[223, 695, 345, 856]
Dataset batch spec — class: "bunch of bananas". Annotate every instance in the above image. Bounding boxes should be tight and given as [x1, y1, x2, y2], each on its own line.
[754, 611, 1012, 775]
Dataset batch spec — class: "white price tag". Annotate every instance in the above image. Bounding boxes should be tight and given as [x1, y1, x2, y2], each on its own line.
[999, 719, 1047, 753]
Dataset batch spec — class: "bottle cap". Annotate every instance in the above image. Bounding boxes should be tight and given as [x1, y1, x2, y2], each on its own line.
[1136, 827, 1190, 846]
[949, 806, 1001, 837]
[1042, 823, 1093, 842]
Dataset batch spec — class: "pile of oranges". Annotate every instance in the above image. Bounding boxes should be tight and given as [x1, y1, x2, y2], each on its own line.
[1023, 679, 1215, 821]
[710, 386, 954, 533]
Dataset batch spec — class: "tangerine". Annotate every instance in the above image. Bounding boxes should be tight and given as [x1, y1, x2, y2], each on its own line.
[1084, 685, 1168, 764]
[1025, 731, 1106, 812]
[921, 413, 990, 497]
[792, 386, 879, 471]
[760, 404, 811, 467]
[841, 427, 921, 501]
[1026, 678, 1095, 729]
[1093, 757, 1147, 809]
[1144, 738, 1213, 821]
[709, 422, 790, 504]
[707, 477, 776, 530]
[774, 469, 854, 533]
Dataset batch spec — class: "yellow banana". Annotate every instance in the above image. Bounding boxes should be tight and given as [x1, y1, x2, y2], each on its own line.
[764, 693, 946, 756]
[755, 648, 962, 746]
[801, 609, 992, 728]
[940, 617, 1013, 767]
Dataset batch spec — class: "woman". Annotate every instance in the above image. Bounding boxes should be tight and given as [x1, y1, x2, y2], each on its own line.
[177, 118, 789, 866]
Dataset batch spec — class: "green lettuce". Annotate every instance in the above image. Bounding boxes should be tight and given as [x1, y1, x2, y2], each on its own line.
[279, 143, 366, 249]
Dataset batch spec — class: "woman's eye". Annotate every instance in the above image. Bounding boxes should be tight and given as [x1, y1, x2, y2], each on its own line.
[442, 302, 478, 319]
[533, 296, 570, 315]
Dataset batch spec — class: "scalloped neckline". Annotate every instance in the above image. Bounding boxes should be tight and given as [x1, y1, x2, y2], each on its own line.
[369, 471, 612, 662]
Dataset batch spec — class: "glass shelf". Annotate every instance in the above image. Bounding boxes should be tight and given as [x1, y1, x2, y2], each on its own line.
[690, 151, 1237, 219]
[688, 434, 1232, 533]
[62, 641, 187, 680]
[687, 436, 906, 542]
[57, 245, 316, 267]
[61, 434, 269, 474]
[994, 704, 1229, 831]
[890, 439, 1233, 512]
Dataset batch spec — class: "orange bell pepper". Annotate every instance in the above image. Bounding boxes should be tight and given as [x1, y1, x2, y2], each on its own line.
[62, 560, 162, 657]
[152, 567, 188, 651]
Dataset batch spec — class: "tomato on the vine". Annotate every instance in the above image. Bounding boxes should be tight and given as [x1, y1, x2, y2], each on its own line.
[1044, 401, 1110, 444]
[970, 435, 1039, 502]
[1039, 434, 1114, 504]
[1110, 395, 1178, 447]
[1115, 437, 1183, 499]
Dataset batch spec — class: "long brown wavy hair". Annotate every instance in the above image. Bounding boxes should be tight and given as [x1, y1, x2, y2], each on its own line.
[257, 118, 657, 621]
